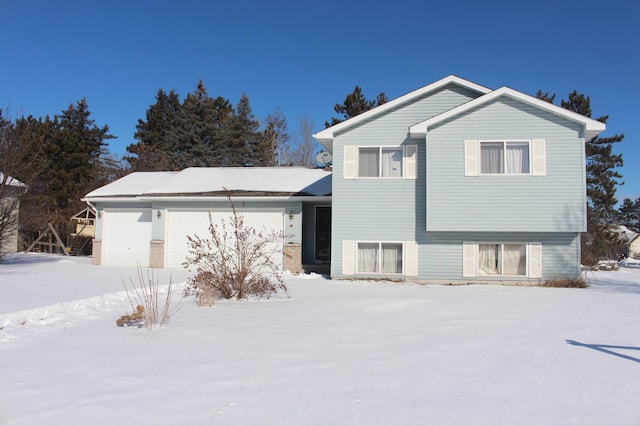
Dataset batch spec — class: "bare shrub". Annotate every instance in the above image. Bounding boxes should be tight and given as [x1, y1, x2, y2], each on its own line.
[540, 277, 588, 288]
[182, 193, 288, 306]
[121, 266, 178, 330]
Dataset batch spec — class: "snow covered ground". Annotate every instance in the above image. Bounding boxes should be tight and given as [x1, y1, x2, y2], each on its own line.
[1, 253, 640, 426]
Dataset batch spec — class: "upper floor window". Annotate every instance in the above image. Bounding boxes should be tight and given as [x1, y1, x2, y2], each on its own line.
[343, 145, 417, 180]
[358, 147, 403, 177]
[464, 139, 546, 177]
[480, 141, 530, 174]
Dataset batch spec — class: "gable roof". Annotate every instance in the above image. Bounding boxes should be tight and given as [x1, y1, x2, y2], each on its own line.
[409, 86, 606, 140]
[83, 167, 332, 201]
[313, 75, 491, 150]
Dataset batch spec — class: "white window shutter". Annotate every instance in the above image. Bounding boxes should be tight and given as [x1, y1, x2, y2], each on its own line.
[529, 242, 543, 278]
[531, 139, 546, 176]
[342, 240, 355, 275]
[343, 146, 356, 179]
[464, 140, 478, 176]
[404, 241, 418, 276]
[405, 145, 417, 180]
[462, 242, 476, 277]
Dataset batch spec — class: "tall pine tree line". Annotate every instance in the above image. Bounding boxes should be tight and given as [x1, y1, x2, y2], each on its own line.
[2, 100, 118, 249]
[126, 80, 289, 171]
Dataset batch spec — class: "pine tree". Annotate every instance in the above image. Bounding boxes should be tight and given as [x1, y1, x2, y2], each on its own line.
[227, 93, 259, 166]
[618, 197, 640, 232]
[325, 86, 388, 128]
[170, 80, 223, 169]
[559, 91, 624, 225]
[47, 99, 113, 210]
[127, 89, 181, 171]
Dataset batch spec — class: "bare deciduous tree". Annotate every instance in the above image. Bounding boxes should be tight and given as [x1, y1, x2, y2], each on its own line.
[281, 115, 321, 167]
[0, 110, 43, 257]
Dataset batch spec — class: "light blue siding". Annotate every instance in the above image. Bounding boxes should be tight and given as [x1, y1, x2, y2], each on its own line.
[418, 232, 581, 282]
[426, 98, 586, 232]
[331, 85, 481, 277]
[331, 88, 585, 281]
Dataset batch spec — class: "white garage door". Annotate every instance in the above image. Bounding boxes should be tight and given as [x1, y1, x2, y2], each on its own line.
[103, 209, 152, 266]
[166, 209, 284, 269]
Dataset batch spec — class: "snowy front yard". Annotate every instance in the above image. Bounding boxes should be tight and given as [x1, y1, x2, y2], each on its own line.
[1, 253, 640, 425]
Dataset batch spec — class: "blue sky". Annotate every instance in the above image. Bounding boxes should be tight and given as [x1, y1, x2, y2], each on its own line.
[2, 0, 638, 201]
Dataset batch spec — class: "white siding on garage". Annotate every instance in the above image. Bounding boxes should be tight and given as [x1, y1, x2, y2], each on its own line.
[166, 209, 285, 269]
[103, 209, 152, 266]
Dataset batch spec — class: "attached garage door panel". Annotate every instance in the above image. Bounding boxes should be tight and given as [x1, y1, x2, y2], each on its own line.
[167, 210, 284, 269]
[103, 209, 152, 266]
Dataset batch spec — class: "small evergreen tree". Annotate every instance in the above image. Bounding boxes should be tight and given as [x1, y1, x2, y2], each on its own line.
[325, 86, 388, 128]
[617, 197, 640, 232]
[227, 93, 259, 166]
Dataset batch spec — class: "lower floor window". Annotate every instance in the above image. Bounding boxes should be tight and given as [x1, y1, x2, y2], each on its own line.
[478, 243, 526, 276]
[358, 242, 403, 274]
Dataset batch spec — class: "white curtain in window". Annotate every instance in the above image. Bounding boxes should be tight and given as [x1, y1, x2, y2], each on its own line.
[479, 244, 500, 275]
[358, 243, 378, 272]
[381, 243, 402, 273]
[358, 148, 379, 177]
[481, 143, 504, 174]
[503, 244, 526, 275]
[381, 149, 403, 177]
[506, 143, 530, 174]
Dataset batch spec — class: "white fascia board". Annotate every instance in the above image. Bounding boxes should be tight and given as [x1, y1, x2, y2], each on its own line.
[136, 196, 332, 202]
[409, 87, 606, 139]
[313, 75, 492, 147]
[82, 197, 144, 203]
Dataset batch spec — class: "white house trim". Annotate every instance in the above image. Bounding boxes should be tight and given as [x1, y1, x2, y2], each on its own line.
[314, 75, 491, 150]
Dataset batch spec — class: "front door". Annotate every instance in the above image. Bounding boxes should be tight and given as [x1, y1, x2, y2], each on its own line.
[315, 206, 331, 263]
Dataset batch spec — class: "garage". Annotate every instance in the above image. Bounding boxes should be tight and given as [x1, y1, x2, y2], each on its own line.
[166, 209, 285, 269]
[102, 209, 152, 266]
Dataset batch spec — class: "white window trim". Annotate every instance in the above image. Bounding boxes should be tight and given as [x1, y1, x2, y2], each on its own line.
[464, 241, 541, 278]
[479, 140, 532, 176]
[355, 240, 405, 275]
[344, 145, 418, 180]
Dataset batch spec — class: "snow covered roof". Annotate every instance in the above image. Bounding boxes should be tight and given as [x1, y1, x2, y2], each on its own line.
[0, 172, 26, 187]
[84, 171, 178, 198]
[610, 225, 639, 243]
[83, 168, 332, 200]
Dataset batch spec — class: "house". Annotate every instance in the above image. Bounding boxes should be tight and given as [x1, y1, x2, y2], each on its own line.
[0, 172, 26, 256]
[314, 75, 605, 283]
[86, 75, 604, 284]
[82, 167, 331, 272]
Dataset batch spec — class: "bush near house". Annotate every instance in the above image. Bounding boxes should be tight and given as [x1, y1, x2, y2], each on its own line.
[182, 195, 288, 307]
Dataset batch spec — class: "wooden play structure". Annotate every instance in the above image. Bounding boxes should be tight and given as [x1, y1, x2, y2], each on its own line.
[25, 207, 96, 256]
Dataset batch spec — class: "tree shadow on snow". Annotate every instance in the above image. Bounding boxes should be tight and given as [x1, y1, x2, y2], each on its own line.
[566, 340, 640, 364]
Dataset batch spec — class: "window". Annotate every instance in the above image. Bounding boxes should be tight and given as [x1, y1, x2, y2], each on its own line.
[477, 243, 526, 276]
[358, 147, 403, 177]
[344, 145, 416, 179]
[357, 242, 403, 274]
[480, 141, 530, 174]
